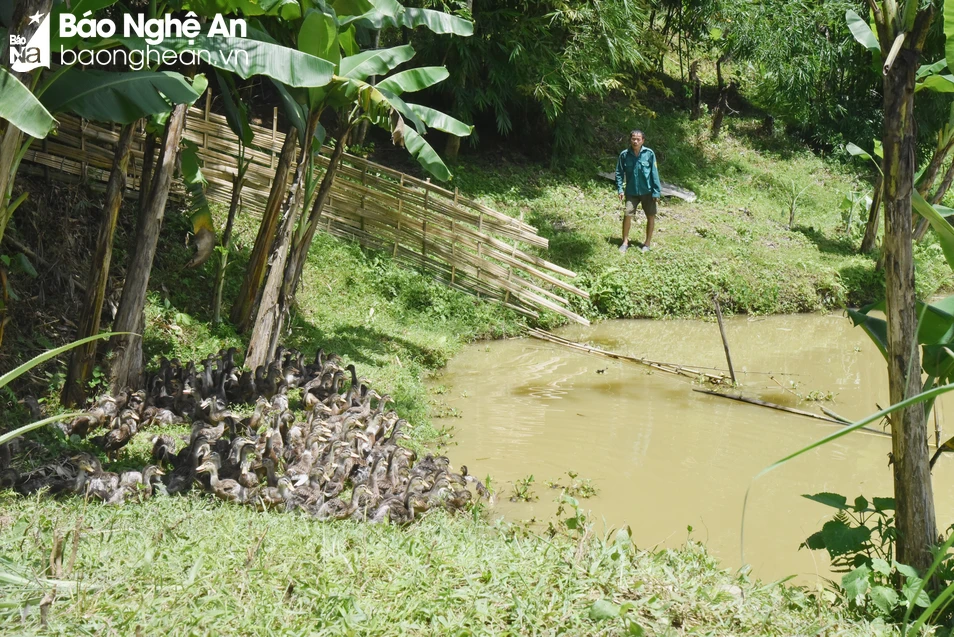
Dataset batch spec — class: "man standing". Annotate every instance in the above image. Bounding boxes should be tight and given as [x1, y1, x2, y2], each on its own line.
[616, 130, 661, 254]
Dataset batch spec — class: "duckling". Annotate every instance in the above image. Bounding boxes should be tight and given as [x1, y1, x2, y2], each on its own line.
[190, 420, 225, 445]
[460, 465, 491, 500]
[261, 364, 284, 399]
[142, 406, 179, 428]
[72, 453, 119, 501]
[313, 485, 371, 521]
[105, 466, 165, 505]
[195, 460, 250, 503]
[251, 476, 295, 511]
[165, 441, 210, 494]
[92, 416, 139, 459]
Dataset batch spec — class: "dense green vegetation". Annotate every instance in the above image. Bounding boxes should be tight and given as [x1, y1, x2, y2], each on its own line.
[454, 105, 951, 319]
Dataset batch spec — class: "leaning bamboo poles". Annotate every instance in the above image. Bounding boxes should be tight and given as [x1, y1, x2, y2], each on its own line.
[526, 327, 731, 384]
[22, 99, 590, 324]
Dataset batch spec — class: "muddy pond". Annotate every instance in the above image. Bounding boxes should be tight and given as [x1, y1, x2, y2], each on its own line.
[435, 314, 954, 582]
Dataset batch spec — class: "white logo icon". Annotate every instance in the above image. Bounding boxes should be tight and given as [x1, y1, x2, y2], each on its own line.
[9, 11, 50, 72]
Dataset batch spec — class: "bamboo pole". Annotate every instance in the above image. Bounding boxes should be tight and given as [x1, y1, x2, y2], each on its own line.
[713, 295, 737, 385]
[527, 328, 728, 383]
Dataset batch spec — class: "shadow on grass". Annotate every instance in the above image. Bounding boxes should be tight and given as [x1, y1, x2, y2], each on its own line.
[729, 119, 804, 162]
[285, 314, 448, 370]
[792, 224, 858, 256]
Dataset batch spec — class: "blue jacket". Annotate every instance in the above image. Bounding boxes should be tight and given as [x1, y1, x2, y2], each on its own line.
[616, 147, 661, 198]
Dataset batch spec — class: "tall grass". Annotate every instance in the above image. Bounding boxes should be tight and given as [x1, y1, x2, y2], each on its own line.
[0, 494, 892, 635]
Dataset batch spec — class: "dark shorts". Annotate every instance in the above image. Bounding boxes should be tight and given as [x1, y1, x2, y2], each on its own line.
[624, 194, 657, 217]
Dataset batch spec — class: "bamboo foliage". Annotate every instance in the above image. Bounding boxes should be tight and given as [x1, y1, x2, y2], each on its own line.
[22, 94, 590, 325]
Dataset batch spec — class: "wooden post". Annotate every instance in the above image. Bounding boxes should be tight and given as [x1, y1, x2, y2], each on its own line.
[713, 295, 737, 385]
[270, 107, 278, 168]
[422, 220, 427, 267]
[80, 123, 88, 182]
[935, 404, 942, 449]
[202, 90, 211, 151]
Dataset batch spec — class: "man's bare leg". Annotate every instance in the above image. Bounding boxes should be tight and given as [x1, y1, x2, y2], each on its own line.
[621, 215, 632, 248]
[644, 215, 655, 247]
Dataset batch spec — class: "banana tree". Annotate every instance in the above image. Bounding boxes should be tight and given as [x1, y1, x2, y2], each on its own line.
[244, 2, 473, 370]
[842, 0, 939, 573]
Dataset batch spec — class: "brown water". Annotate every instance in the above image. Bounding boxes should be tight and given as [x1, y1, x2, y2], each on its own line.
[437, 314, 954, 582]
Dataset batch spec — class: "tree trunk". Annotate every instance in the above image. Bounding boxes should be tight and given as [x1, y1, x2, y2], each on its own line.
[138, 133, 157, 213]
[912, 134, 954, 241]
[259, 122, 352, 361]
[285, 121, 351, 299]
[108, 104, 188, 391]
[932, 159, 954, 205]
[230, 128, 297, 331]
[212, 163, 247, 324]
[244, 115, 319, 370]
[861, 172, 884, 253]
[444, 134, 461, 161]
[689, 61, 702, 120]
[881, 14, 937, 573]
[61, 123, 136, 406]
[711, 54, 731, 140]
[0, 0, 53, 244]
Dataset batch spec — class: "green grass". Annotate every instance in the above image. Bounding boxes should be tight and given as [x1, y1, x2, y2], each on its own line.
[0, 494, 896, 636]
[450, 101, 953, 320]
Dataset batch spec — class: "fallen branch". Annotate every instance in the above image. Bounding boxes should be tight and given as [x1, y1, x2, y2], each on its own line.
[692, 388, 892, 438]
[526, 327, 731, 384]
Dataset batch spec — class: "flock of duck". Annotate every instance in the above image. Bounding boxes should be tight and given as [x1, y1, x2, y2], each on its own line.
[4, 347, 489, 523]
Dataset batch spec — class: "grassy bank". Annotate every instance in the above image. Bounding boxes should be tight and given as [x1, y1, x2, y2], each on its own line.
[451, 102, 953, 319]
[0, 494, 893, 635]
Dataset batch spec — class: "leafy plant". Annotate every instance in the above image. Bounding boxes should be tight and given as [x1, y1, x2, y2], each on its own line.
[0, 333, 122, 446]
[801, 492, 954, 621]
[800, 492, 896, 572]
[510, 475, 537, 502]
[546, 470, 599, 499]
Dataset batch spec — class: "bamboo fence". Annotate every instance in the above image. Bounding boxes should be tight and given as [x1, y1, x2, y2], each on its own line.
[22, 92, 590, 324]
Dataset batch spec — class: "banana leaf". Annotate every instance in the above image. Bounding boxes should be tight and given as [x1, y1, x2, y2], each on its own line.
[408, 104, 472, 136]
[0, 333, 123, 389]
[183, 0, 302, 20]
[848, 296, 954, 382]
[846, 9, 879, 51]
[339, 44, 416, 80]
[377, 67, 449, 95]
[41, 69, 200, 124]
[945, 0, 954, 78]
[0, 67, 56, 138]
[912, 189, 954, 271]
[916, 74, 954, 93]
[214, 71, 253, 146]
[403, 128, 450, 181]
